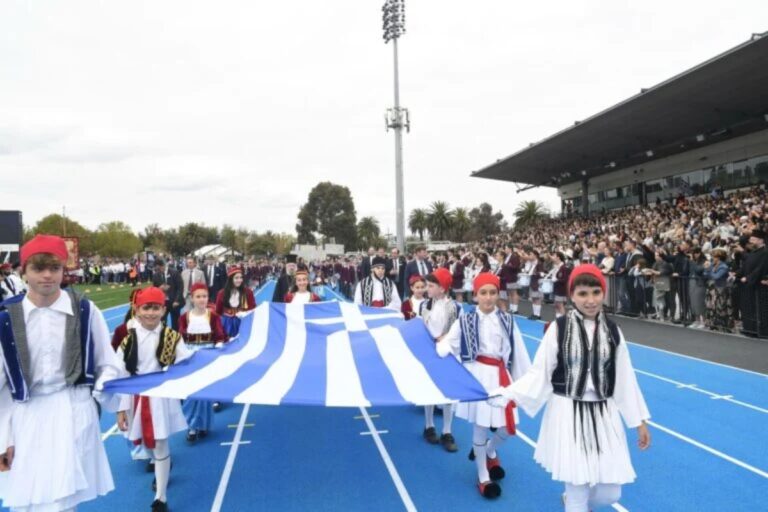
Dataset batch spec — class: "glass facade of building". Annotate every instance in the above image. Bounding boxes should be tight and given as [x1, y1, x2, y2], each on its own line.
[568, 153, 768, 213]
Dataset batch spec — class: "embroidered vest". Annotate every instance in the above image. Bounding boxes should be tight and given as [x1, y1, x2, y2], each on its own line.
[458, 309, 515, 367]
[0, 289, 95, 403]
[551, 314, 621, 400]
[419, 298, 461, 337]
[361, 277, 392, 306]
[120, 326, 182, 375]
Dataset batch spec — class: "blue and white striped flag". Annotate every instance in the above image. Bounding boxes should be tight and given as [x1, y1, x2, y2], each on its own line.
[104, 301, 489, 407]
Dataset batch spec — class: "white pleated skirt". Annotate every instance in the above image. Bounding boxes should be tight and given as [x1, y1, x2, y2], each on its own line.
[534, 394, 636, 486]
[455, 361, 520, 428]
[2, 386, 114, 512]
[124, 396, 187, 449]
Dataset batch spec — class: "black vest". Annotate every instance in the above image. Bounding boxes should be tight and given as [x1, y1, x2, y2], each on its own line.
[550, 314, 621, 400]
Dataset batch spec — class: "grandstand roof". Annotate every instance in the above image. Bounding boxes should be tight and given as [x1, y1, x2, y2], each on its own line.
[472, 32, 768, 188]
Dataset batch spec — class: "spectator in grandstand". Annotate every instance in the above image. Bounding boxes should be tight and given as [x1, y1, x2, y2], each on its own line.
[703, 248, 734, 332]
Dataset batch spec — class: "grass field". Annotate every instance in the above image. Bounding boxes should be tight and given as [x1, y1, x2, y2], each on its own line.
[70, 281, 149, 310]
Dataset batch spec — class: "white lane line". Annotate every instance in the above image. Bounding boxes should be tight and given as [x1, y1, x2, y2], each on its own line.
[514, 314, 768, 378]
[360, 430, 389, 436]
[358, 407, 416, 512]
[101, 423, 118, 441]
[211, 404, 251, 512]
[516, 429, 629, 512]
[647, 420, 768, 479]
[521, 333, 768, 415]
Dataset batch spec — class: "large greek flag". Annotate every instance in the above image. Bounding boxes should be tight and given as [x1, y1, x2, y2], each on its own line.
[103, 301, 489, 406]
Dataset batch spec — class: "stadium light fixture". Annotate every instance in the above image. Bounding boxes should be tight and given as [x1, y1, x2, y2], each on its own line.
[382, 0, 408, 253]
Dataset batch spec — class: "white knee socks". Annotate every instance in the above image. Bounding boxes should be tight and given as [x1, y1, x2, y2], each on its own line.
[564, 483, 622, 512]
[442, 403, 453, 434]
[532, 304, 542, 316]
[424, 405, 435, 429]
[510, 302, 518, 313]
[473, 425, 490, 483]
[153, 440, 171, 503]
[485, 429, 508, 459]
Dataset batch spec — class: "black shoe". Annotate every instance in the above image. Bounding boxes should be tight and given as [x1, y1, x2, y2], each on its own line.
[212, 402, 222, 412]
[151, 499, 168, 512]
[146, 461, 155, 473]
[423, 427, 439, 444]
[197, 430, 208, 439]
[527, 314, 537, 320]
[440, 433, 458, 452]
[186, 431, 198, 443]
[478, 481, 502, 499]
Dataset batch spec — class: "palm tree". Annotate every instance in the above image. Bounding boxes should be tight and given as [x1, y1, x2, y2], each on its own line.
[451, 207, 471, 242]
[357, 216, 381, 249]
[513, 200, 549, 229]
[427, 201, 454, 240]
[408, 208, 428, 241]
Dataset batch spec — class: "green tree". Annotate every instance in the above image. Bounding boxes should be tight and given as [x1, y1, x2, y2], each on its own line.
[468, 202, 506, 239]
[220, 224, 237, 250]
[513, 200, 549, 229]
[173, 223, 220, 256]
[427, 201, 454, 240]
[30, 213, 94, 254]
[92, 221, 142, 258]
[356, 216, 381, 250]
[451, 207, 472, 242]
[408, 208, 428, 241]
[296, 182, 357, 249]
[140, 223, 167, 251]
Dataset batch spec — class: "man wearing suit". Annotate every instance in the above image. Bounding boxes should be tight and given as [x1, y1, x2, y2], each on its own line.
[388, 247, 406, 298]
[360, 246, 376, 279]
[182, 257, 206, 311]
[203, 257, 227, 302]
[404, 245, 434, 298]
[153, 259, 184, 330]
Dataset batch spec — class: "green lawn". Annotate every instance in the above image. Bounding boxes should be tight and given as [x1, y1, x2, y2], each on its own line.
[71, 282, 149, 310]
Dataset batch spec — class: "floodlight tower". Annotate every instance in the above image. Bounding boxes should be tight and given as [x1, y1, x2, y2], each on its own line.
[382, 0, 409, 253]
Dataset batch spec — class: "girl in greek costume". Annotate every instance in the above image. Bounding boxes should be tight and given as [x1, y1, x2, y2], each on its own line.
[435, 272, 532, 499]
[116, 287, 193, 512]
[284, 270, 321, 304]
[401, 275, 426, 320]
[491, 265, 651, 512]
[215, 267, 256, 339]
[179, 283, 227, 442]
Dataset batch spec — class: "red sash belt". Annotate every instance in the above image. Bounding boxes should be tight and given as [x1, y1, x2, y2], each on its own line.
[475, 355, 516, 435]
[371, 300, 385, 307]
[132, 395, 156, 449]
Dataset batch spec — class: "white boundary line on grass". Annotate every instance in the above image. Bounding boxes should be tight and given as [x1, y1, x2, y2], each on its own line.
[520, 333, 768, 416]
[516, 430, 629, 512]
[514, 314, 768, 378]
[358, 407, 417, 512]
[519, 331, 768, 480]
[211, 404, 251, 512]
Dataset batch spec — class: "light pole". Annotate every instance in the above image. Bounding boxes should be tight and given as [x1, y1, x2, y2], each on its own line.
[382, 0, 409, 253]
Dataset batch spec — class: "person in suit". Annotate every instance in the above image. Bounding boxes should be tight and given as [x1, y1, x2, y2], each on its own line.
[181, 258, 206, 311]
[272, 255, 298, 303]
[203, 257, 227, 303]
[360, 246, 376, 279]
[404, 245, 434, 297]
[153, 259, 185, 330]
[389, 247, 406, 298]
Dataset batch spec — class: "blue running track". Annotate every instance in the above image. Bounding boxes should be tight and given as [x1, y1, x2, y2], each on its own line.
[3, 280, 767, 511]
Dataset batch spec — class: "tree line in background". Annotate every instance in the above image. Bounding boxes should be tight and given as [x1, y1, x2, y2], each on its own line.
[295, 181, 549, 250]
[23, 182, 550, 258]
[23, 214, 295, 259]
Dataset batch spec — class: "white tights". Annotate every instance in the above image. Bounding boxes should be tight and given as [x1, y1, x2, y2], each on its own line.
[152, 439, 171, 503]
[472, 425, 508, 482]
[564, 483, 622, 511]
[424, 404, 454, 434]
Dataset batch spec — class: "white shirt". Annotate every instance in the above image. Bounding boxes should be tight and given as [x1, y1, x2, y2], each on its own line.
[1, 274, 26, 298]
[354, 279, 402, 311]
[291, 291, 312, 304]
[186, 312, 212, 335]
[117, 323, 193, 411]
[0, 291, 125, 451]
[228, 290, 241, 308]
[424, 297, 455, 339]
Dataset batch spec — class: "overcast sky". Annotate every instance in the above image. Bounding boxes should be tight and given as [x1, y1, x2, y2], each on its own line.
[2, 1, 766, 237]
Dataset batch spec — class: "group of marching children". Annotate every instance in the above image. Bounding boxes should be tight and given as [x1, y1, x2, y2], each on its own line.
[0, 237, 650, 512]
[400, 262, 651, 511]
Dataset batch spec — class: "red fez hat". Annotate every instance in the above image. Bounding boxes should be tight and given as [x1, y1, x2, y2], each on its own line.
[294, 269, 309, 277]
[227, 266, 243, 278]
[473, 272, 500, 293]
[135, 287, 166, 307]
[568, 263, 606, 294]
[408, 274, 425, 286]
[431, 268, 453, 292]
[190, 283, 208, 295]
[21, 234, 68, 267]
